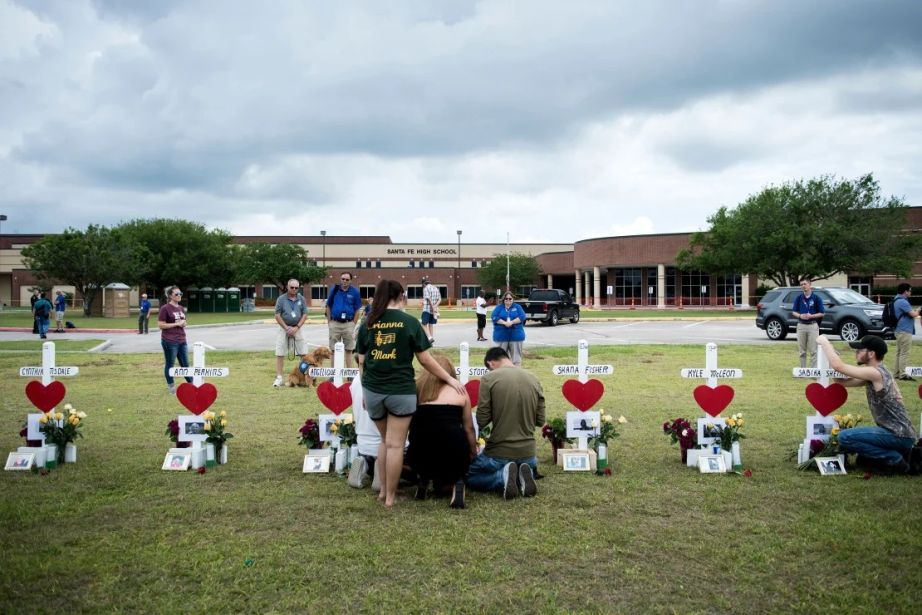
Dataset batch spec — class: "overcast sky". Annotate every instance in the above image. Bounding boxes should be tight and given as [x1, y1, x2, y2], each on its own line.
[2, 0, 921, 244]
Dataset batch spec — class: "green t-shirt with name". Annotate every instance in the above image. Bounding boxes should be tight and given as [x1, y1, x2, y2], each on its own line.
[356, 309, 431, 395]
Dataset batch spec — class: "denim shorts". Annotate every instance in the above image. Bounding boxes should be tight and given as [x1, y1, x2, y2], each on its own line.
[362, 389, 417, 421]
[421, 311, 438, 325]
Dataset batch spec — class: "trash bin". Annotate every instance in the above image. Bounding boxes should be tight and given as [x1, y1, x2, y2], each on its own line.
[215, 287, 228, 313]
[226, 287, 241, 313]
[187, 288, 200, 313]
[199, 287, 214, 313]
[242, 298, 255, 313]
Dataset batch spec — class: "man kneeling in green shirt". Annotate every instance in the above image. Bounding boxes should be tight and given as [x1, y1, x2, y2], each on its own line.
[466, 347, 546, 500]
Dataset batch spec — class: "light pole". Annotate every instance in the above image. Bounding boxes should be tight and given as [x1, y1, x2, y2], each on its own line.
[320, 230, 326, 267]
[456, 229, 462, 269]
[456, 229, 462, 302]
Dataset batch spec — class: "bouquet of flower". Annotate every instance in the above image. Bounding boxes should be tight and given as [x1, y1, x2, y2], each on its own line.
[165, 418, 185, 447]
[203, 410, 233, 455]
[589, 409, 627, 449]
[662, 417, 696, 448]
[711, 413, 745, 452]
[40, 403, 87, 462]
[332, 417, 357, 448]
[298, 417, 322, 449]
[797, 413, 863, 470]
[541, 417, 572, 448]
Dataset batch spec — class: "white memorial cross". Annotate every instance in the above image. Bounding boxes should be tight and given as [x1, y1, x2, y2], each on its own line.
[791, 344, 846, 391]
[551, 339, 614, 450]
[19, 341, 80, 386]
[308, 342, 359, 386]
[456, 342, 489, 439]
[168, 341, 230, 385]
[679, 342, 742, 388]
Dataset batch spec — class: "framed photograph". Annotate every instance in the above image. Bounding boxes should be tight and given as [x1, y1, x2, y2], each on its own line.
[318, 414, 339, 443]
[816, 455, 847, 476]
[303, 454, 331, 473]
[5, 452, 35, 471]
[560, 450, 591, 472]
[26, 413, 46, 442]
[806, 416, 838, 442]
[177, 416, 208, 443]
[698, 454, 726, 473]
[696, 417, 726, 446]
[162, 451, 191, 471]
[566, 410, 600, 439]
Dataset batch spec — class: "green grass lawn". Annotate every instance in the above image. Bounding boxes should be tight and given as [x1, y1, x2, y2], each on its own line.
[2, 343, 921, 613]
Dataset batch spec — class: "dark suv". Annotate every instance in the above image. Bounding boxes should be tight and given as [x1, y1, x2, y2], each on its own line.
[755, 287, 889, 342]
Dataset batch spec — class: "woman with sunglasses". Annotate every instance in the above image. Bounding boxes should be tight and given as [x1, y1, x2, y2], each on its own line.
[158, 286, 193, 394]
[491, 293, 526, 365]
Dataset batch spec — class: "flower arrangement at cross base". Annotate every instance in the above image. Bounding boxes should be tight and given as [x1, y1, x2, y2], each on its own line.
[541, 417, 573, 463]
[711, 413, 745, 452]
[662, 417, 697, 463]
[298, 417, 323, 450]
[39, 403, 87, 463]
[203, 410, 233, 462]
[331, 417, 357, 448]
[795, 413, 863, 471]
[166, 419, 189, 448]
[589, 409, 627, 475]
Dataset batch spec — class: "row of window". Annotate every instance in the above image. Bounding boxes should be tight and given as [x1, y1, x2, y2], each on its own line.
[260, 284, 489, 301]
[606, 267, 742, 305]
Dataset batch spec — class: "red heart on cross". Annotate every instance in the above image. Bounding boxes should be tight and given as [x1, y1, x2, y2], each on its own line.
[25, 380, 66, 412]
[464, 380, 481, 407]
[805, 382, 848, 416]
[317, 381, 353, 415]
[176, 383, 218, 415]
[561, 379, 604, 411]
[918, 384, 922, 401]
[693, 384, 735, 417]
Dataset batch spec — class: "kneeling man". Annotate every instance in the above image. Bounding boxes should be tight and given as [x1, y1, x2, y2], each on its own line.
[467, 347, 545, 499]
[818, 335, 917, 474]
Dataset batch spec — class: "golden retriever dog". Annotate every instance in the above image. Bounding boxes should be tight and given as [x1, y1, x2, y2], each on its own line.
[287, 346, 333, 388]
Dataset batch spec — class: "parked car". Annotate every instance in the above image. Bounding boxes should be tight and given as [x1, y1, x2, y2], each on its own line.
[755, 287, 889, 342]
[520, 289, 580, 326]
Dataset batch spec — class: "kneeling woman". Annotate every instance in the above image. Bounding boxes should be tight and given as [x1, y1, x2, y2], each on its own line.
[355, 280, 465, 508]
[407, 354, 478, 508]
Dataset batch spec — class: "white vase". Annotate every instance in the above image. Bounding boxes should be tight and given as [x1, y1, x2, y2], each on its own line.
[64, 442, 77, 463]
[219, 444, 228, 465]
[731, 442, 742, 469]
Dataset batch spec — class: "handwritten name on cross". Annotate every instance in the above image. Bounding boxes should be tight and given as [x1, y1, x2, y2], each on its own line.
[19, 341, 80, 385]
[551, 339, 614, 449]
[455, 343, 489, 383]
[308, 342, 359, 386]
[169, 342, 229, 385]
[791, 345, 846, 387]
[680, 343, 742, 387]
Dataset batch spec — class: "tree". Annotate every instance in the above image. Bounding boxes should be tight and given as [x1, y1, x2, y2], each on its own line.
[234, 242, 328, 291]
[676, 174, 922, 286]
[476, 252, 543, 295]
[22, 225, 149, 315]
[116, 219, 237, 297]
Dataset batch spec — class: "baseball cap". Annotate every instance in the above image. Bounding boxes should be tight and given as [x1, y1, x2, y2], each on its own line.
[421, 277, 429, 284]
[848, 335, 888, 358]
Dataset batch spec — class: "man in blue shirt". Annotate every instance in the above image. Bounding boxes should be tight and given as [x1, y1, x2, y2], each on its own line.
[892, 283, 919, 381]
[53, 290, 66, 333]
[138, 293, 152, 334]
[792, 278, 825, 368]
[325, 272, 362, 368]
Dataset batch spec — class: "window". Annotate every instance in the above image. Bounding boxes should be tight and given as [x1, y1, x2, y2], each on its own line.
[406, 285, 423, 299]
[409, 261, 415, 268]
[646, 269, 657, 304]
[471, 260, 478, 268]
[613, 267, 642, 305]
[849, 276, 871, 297]
[311, 285, 329, 300]
[238, 286, 255, 299]
[261, 286, 279, 300]
[355, 260, 362, 268]
[366, 260, 372, 269]
[680, 270, 710, 306]
[375, 260, 381, 268]
[429, 260, 434, 268]
[359, 285, 375, 300]
[715, 274, 742, 306]
[461, 285, 481, 299]
[665, 267, 677, 305]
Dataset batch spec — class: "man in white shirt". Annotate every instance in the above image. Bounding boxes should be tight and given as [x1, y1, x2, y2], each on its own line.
[421, 277, 441, 343]
[475, 290, 488, 341]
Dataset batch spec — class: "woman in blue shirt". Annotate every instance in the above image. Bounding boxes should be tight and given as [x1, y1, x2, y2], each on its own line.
[491, 292, 526, 365]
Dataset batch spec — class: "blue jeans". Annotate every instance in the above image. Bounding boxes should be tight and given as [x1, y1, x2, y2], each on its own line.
[161, 340, 192, 385]
[837, 427, 915, 466]
[37, 317, 49, 337]
[466, 453, 537, 492]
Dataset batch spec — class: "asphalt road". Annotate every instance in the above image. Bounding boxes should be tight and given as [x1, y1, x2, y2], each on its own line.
[1, 318, 788, 353]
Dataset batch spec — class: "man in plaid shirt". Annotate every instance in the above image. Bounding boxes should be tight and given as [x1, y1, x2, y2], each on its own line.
[421, 277, 441, 343]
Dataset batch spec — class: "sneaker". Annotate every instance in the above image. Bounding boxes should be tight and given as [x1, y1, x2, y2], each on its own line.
[502, 462, 519, 500]
[371, 463, 381, 493]
[428, 338, 435, 344]
[347, 456, 368, 488]
[897, 374, 916, 381]
[518, 463, 537, 498]
[449, 480, 466, 509]
[168, 384, 176, 395]
[273, 375, 284, 387]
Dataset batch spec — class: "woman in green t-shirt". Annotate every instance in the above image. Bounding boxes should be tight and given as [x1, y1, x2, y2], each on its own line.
[355, 279, 465, 508]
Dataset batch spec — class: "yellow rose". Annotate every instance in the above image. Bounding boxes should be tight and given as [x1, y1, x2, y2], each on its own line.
[831, 427, 840, 436]
[618, 415, 627, 424]
[220, 410, 227, 418]
[602, 415, 613, 423]
[330, 424, 339, 433]
[344, 417, 354, 425]
[69, 416, 79, 426]
[220, 419, 227, 427]
[204, 423, 212, 431]
[726, 418, 735, 427]
[204, 411, 215, 421]
[55, 412, 63, 420]
[39, 415, 49, 424]
[68, 408, 77, 415]
[64, 403, 73, 411]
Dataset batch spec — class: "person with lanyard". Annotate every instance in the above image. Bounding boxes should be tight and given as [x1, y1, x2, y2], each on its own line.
[325, 272, 363, 368]
[273, 279, 309, 388]
[891, 283, 919, 381]
[792, 278, 825, 368]
[138, 293, 152, 334]
[491, 292, 527, 366]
